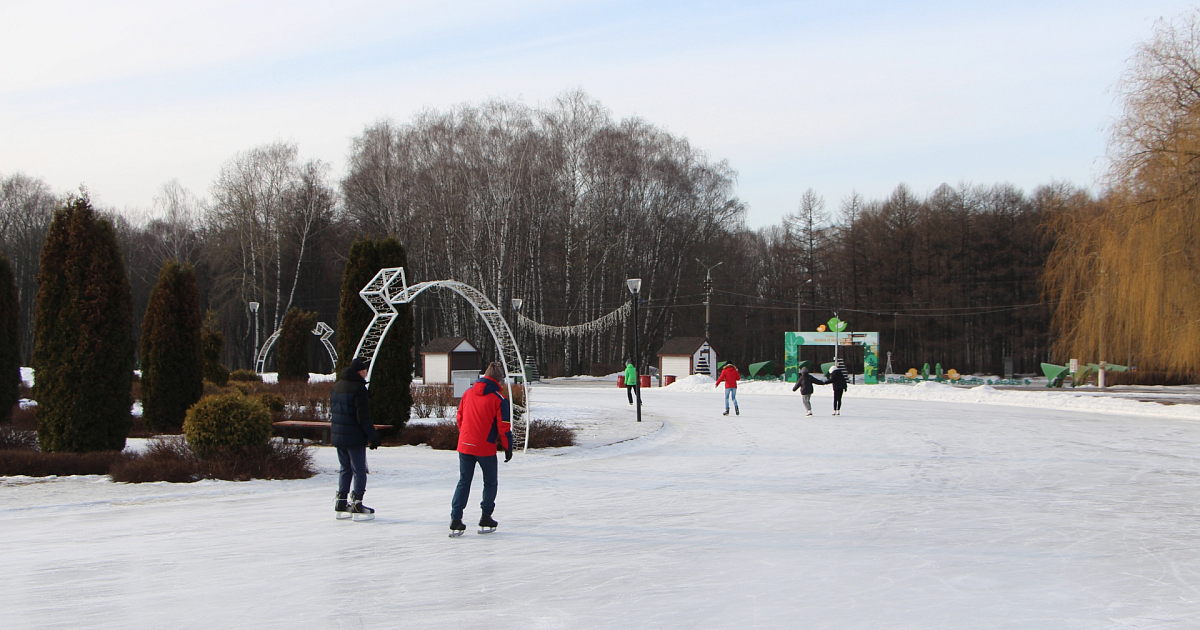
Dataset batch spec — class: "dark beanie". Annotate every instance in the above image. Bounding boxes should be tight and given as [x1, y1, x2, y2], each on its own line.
[348, 358, 369, 373]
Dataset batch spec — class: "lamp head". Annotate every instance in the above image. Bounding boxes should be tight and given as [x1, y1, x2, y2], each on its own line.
[249, 301, 259, 313]
[626, 278, 642, 294]
[511, 298, 523, 312]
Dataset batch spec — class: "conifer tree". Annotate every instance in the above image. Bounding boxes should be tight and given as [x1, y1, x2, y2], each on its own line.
[201, 313, 229, 386]
[140, 260, 203, 432]
[336, 237, 412, 429]
[278, 307, 318, 382]
[0, 252, 20, 423]
[33, 193, 134, 452]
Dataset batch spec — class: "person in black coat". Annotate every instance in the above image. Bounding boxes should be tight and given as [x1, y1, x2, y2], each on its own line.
[829, 366, 849, 416]
[331, 357, 380, 520]
[791, 366, 827, 417]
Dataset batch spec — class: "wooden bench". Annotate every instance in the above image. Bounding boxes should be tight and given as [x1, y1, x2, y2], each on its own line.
[274, 421, 391, 445]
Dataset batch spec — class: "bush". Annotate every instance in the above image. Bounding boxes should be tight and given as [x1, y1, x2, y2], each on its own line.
[0, 425, 37, 450]
[0, 449, 127, 477]
[183, 394, 273, 457]
[272, 380, 333, 423]
[257, 392, 285, 412]
[411, 383, 454, 418]
[229, 369, 262, 382]
[140, 260, 203, 432]
[428, 420, 460, 450]
[277, 308, 318, 382]
[525, 419, 576, 448]
[33, 193, 134, 452]
[10, 405, 36, 431]
[109, 436, 200, 483]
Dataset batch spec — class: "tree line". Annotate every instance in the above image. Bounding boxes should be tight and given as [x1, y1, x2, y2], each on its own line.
[0, 90, 1109, 380]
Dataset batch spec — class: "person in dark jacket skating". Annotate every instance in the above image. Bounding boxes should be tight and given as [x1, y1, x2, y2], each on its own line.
[791, 366, 827, 417]
[331, 357, 380, 521]
[829, 365, 849, 415]
[450, 362, 514, 536]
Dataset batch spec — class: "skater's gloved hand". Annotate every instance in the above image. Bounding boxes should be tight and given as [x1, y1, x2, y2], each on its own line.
[369, 437, 381, 450]
[504, 447, 513, 463]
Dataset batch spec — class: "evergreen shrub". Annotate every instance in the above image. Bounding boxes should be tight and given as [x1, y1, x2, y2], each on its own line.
[277, 308, 318, 382]
[257, 392, 285, 412]
[33, 193, 134, 453]
[0, 253, 19, 423]
[183, 394, 272, 456]
[201, 318, 229, 386]
[140, 260, 204, 432]
[229, 369, 261, 382]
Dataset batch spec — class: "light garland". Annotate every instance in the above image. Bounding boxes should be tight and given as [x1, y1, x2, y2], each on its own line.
[516, 302, 631, 338]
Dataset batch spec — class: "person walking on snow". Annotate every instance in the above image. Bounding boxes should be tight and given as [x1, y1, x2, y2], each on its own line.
[829, 365, 849, 415]
[624, 361, 637, 405]
[450, 362, 514, 536]
[791, 366, 827, 416]
[331, 357, 380, 521]
[715, 363, 740, 416]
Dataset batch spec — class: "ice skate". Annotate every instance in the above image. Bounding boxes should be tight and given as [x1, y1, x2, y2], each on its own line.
[348, 493, 374, 521]
[723, 409, 729, 416]
[334, 492, 352, 520]
[806, 411, 813, 417]
[478, 514, 498, 534]
[735, 406, 740, 416]
[449, 518, 466, 537]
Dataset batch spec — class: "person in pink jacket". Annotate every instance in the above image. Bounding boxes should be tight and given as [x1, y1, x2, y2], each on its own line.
[715, 363, 740, 416]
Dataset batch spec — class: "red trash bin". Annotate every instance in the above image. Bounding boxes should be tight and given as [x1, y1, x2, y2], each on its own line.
[617, 375, 625, 388]
[663, 375, 676, 386]
[639, 375, 651, 389]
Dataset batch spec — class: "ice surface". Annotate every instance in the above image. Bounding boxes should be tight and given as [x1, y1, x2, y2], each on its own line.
[3, 383, 1200, 628]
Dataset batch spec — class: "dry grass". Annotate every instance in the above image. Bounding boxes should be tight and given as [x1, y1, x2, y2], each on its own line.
[525, 419, 575, 448]
[9, 405, 36, 431]
[399, 417, 576, 450]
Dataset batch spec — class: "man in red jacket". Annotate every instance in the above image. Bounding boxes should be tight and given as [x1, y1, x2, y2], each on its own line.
[715, 363, 740, 416]
[450, 362, 514, 536]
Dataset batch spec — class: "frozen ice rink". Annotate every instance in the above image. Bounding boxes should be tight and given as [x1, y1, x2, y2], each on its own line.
[3, 381, 1200, 629]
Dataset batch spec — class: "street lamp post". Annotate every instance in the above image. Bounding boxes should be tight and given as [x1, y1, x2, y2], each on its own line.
[249, 301, 260, 370]
[697, 259, 722, 376]
[627, 278, 642, 423]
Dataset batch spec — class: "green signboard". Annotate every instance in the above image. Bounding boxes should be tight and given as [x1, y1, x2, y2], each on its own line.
[784, 331, 881, 385]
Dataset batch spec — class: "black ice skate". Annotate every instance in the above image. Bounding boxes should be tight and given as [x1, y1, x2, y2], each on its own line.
[334, 492, 352, 520]
[348, 493, 374, 522]
[735, 406, 740, 416]
[449, 518, 466, 537]
[723, 409, 729, 416]
[478, 514, 498, 534]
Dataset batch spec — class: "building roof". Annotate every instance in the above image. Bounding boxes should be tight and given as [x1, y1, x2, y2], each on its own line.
[421, 337, 477, 354]
[656, 337, 711, 356]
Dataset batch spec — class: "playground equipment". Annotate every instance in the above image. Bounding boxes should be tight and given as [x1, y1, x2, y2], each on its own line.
[748, 361, 776, 379]
[1041, 361, 1128, 388]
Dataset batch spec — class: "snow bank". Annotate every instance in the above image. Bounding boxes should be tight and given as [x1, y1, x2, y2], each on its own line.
[543, 372, 621, 383]
[259, 372, 336, 384]
[663, 373, 715, 391]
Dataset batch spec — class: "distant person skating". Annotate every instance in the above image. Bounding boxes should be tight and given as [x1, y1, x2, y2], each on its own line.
[791, 366, 827, 417]
[624, 361, 637, 405]
[450, 362, 514, 537]
[715, 363, 740, 416]
[331, 357, 380, 521]
[829, 365, 849, 415]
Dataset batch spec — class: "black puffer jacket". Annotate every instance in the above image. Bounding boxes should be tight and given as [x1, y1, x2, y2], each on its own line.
[792, 370, 827, 395]
[829, 368, 849, 392]
[330, 367, 377, 448]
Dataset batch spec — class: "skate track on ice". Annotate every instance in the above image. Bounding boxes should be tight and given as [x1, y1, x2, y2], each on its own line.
[3, 383, 1200, 629]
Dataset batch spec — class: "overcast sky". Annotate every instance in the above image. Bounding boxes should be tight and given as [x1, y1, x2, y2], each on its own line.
[0, 0, 1192, 227]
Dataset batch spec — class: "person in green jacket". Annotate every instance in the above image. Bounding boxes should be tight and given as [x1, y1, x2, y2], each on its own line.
[624, 361, 637, 405]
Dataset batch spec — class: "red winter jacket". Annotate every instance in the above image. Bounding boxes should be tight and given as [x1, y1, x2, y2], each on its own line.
[456, 375, 513, 457]
[715, 365, 740, 389]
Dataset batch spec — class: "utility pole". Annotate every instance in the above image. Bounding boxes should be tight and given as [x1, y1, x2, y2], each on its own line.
[697, 259, 722, 376]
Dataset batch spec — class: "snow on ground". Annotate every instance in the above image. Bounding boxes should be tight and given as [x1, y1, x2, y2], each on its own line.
[258, 372, 337, 384]
[4, 382, 1200, 628]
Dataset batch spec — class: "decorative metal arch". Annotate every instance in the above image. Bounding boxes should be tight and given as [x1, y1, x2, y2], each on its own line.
[312, 322, 337, 368]
[352, 267, 532, 453]
[254, 322, 338, 375]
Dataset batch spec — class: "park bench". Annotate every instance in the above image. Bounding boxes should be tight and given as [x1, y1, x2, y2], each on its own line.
[273, 421, 391, 445]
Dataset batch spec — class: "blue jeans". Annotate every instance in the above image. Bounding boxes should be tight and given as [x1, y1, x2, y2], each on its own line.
[451, 453, 498, 520]
[724, 387, 738, 410]
[337, 446, 368, 496]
